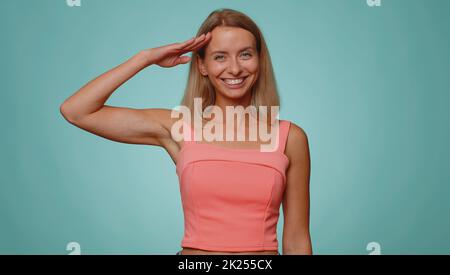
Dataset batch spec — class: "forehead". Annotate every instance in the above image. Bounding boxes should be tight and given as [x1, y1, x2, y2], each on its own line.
[206, 26, 256, 53]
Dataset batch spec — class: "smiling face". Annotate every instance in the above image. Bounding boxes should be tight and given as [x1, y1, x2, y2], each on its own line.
[197, 26, 260, 102]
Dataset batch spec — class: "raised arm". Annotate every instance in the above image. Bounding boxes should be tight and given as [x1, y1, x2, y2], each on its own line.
[59, 32, 211, 147]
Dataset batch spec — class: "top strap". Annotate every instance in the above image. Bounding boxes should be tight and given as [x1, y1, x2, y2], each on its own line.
[276, 120, 291, 154]
[180, 119, 291, 154]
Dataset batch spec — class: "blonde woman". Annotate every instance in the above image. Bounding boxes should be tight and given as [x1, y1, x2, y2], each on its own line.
[60, 8, 312, 255]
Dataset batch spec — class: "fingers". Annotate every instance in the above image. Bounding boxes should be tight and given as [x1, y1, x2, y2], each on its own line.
[176, 37, 196, 49]
[176, 55, 192, 65]
[184, 32, 211, 52]
[177, 32, 211, 53]
[169, 32, 211, 66]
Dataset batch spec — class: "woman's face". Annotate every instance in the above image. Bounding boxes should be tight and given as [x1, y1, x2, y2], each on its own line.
[198, 26, 259, 101]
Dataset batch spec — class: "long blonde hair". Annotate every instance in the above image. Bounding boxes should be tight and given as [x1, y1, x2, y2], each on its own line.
[180, 8, 280, 125]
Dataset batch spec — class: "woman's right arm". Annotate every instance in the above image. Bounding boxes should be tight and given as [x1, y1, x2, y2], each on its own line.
[59, 32, 211, 146]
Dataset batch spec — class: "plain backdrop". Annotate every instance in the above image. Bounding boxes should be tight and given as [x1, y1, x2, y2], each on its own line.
[1, 0, 449, 254]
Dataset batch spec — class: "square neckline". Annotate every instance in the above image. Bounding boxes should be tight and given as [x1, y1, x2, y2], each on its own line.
[177, 119, 291, 163]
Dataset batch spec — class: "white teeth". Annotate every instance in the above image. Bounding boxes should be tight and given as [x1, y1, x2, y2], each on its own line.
[223, 78, 244, 85]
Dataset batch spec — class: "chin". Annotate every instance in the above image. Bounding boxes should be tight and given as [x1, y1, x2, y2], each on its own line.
[219, 87, 251, 100]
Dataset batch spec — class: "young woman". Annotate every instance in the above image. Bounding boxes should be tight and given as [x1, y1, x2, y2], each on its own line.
[60, 8, 312, 255]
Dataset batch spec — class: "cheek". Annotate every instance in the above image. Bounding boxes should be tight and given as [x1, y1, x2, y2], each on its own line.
[206, 63, 226, 77]
[205, 59, 259, 77]
[245, 59, 259, 74]
[253, 59, 260, 72]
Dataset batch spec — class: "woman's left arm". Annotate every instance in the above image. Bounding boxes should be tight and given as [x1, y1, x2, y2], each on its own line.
[281, 123, 312, 255]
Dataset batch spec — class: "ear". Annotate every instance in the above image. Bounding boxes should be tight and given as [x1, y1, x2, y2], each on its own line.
[197, 56, 208, 76]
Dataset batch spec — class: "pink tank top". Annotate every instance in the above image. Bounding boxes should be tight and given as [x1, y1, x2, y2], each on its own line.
[176, 119, 291, 252]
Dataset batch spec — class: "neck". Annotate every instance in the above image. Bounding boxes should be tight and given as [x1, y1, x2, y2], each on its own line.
[212, 92, 253, 125]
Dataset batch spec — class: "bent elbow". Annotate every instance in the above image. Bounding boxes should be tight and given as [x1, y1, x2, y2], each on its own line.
[59, 102, 78, 124]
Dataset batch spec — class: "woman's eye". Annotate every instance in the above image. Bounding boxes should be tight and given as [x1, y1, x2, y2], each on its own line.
[214, 52, 251, 61]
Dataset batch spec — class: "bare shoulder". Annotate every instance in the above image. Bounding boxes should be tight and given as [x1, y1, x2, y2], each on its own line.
[140, 108, 187, 147]
[141, 108, 181, 132]
[285, 121, 310, 162]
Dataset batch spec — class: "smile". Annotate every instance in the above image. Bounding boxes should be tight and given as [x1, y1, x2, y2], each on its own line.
[220, 76, 248, 89]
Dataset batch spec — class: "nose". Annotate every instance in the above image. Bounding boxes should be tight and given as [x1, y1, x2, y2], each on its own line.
[227, 57, 243, 76]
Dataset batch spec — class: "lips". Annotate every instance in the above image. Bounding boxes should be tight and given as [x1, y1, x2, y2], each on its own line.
[220, 76, 248, 89]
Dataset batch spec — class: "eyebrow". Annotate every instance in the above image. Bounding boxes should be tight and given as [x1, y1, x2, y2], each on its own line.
[210, 47, 254, 55]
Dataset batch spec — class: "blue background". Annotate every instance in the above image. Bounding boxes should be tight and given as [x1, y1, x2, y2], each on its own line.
[1, 0, 449, 254]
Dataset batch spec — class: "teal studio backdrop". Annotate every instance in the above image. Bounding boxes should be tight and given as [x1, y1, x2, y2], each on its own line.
[1, 0, 449, 255]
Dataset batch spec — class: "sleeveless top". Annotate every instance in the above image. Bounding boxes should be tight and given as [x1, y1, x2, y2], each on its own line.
[175, 119, 291, 252]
